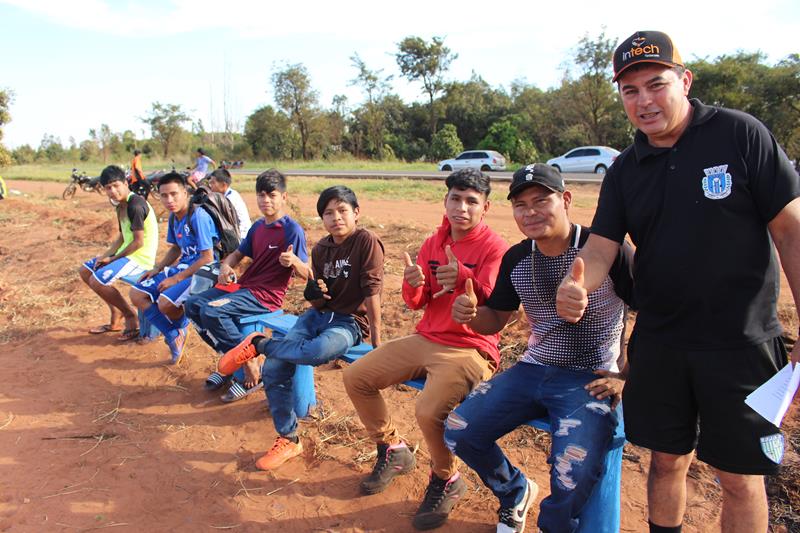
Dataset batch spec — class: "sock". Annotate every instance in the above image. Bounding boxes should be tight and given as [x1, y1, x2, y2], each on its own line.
[255, 336, 270, 354]
[173, 314, 189, 330]
[284, 435, 300, 444]
[649, 521, 682, 533]
[143, 305, 175, 338]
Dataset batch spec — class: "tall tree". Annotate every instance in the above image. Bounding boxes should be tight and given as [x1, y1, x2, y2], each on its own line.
[140, 102, 191, 158]
[89, 124, 115, 163]
[272, 63, 319, 160]
[0, 89, 13, 166]
[560, 30, 625, 147]
[244, 105, 299, 160]
[396, 36, 457, 139]
[349, 53, 393, 105]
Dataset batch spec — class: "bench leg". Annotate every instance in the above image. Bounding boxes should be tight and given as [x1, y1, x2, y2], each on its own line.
[576, 443, 622, 533]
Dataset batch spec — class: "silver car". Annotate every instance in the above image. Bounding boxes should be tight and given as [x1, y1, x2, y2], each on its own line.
[438, 150, 507, 172]
[546, 146, 620, 174]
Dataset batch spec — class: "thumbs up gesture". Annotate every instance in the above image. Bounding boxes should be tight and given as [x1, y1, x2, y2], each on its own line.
[452, 278, 478, 324]
[403, 252, 425, 288]
[433, 245, 459, 298]
[556, 257, 588, 323]
[279, 244, 296, 268]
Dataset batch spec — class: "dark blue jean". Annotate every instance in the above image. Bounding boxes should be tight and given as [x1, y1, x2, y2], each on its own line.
[444, 362, 618, 533]
[261, 309, 361, 437]
[184, 287, 270, 353]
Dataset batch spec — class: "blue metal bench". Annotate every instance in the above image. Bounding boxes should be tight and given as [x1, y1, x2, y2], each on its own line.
[245, 311, 624, 533]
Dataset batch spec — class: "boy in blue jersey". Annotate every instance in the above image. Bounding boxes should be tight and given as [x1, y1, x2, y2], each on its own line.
[130, 172, 219, 364]
[184, 169, 310, 401]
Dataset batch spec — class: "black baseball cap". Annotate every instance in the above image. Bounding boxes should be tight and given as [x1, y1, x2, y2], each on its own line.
[507, 163, 564, 200]
[612, 30, 684, 82]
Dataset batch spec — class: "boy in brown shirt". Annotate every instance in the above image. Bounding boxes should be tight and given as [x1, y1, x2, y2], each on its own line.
[219, 185, 384, 469]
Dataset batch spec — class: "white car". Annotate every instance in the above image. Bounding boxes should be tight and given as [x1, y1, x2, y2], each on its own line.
[438, 150, 507, 172]
[546, 146, 620, 174]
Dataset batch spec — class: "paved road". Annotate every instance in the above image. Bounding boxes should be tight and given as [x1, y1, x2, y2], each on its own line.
[230, 168, 604, 184]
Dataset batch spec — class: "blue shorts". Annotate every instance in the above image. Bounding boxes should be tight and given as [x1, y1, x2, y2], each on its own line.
[83, 257, 148, 286]
[130, 264, 193, 306]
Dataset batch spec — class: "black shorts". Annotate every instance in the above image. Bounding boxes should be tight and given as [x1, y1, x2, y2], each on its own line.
[623, 330, 787, 475]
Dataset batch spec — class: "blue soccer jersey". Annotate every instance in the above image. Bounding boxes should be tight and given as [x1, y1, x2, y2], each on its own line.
[167, 207, 219, 264]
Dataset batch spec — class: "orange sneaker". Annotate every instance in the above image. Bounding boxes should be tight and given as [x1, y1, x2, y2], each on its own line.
[255, 436, 303, 470]
[218, 332, 266, 375]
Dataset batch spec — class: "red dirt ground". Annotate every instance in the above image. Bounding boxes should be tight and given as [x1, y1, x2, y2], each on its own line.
[0, 179, 797, 533]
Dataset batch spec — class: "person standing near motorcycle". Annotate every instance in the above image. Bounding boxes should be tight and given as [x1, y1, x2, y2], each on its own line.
[79, 165, 159, 340]
[189, 148, 216, 187]
[129, 149, 149, 198]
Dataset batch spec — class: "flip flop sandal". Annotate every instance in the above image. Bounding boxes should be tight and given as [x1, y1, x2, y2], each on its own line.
[220, 381, 264, 403]
[204, 371, 231, 391]
[89, 324, 122, 334]
[117, 328, 140, 341]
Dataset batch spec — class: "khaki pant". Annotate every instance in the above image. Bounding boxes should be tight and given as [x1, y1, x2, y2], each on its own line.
[343, 334, 494, 479]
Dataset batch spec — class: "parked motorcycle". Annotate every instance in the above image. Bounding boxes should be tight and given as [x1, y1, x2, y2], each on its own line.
[62, 169, 103, 200]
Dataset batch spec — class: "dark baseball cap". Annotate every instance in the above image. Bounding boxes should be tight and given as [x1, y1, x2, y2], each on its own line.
[612, 30, 684, 82]
[507, 163, 564, 200]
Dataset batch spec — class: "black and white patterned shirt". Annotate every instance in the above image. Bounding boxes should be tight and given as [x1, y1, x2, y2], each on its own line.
[486, 225, 634, 371]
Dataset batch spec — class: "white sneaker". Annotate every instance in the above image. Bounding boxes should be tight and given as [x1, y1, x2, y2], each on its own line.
[496, 478, 538, 532]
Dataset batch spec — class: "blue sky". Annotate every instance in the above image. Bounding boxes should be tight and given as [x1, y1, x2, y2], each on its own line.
[2, 0, 799, 149]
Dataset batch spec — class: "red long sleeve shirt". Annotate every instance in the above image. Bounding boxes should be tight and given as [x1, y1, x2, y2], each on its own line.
[402, 216, 508, 365]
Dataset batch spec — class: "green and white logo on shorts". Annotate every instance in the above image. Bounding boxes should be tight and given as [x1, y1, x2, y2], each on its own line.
[760, 433, 784, 464]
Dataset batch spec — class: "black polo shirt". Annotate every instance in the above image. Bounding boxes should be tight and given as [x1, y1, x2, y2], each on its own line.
[592, 99, 800, 349]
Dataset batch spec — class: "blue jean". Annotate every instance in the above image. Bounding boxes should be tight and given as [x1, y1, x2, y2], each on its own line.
[444, 362, 618, 533]
[261, 309, 361, 437]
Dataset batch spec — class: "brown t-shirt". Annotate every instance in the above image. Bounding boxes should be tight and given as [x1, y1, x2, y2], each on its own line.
[310, 228, 384, 337]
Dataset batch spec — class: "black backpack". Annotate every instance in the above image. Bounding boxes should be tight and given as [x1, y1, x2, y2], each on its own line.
[172, 185, 241, 258]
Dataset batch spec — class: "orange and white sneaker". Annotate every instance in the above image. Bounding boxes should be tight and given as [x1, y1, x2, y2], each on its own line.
[218, 332, 266, 375]
[255, 436, 303, 470]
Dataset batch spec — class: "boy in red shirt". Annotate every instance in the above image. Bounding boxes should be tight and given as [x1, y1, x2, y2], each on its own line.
[343, 168, 508, 530]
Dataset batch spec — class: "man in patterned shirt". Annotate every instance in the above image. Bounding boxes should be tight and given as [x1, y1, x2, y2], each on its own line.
[445, 164, 633, 533]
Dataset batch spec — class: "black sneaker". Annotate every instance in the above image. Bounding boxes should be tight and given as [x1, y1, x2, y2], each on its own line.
[360, 442, 416, 495]
[412, 471, 467, 530]
[497, 478, 538, 532]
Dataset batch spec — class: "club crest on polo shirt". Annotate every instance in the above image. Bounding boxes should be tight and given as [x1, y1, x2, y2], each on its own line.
[701, 165, 732, 200]
[760, 433, 784, 464]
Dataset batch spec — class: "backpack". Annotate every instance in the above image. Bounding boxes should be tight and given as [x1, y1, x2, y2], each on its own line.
[172, 185, 241, 258]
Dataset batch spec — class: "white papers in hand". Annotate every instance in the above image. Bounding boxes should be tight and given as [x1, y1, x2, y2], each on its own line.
[744, 363, 800, 427]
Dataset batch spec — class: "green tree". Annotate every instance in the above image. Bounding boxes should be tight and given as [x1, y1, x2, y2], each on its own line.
[430, 123, 463, 160]
[440, 75, 512, 150]
[38, 134, 65, 162]
[140, 102, 191, 158]
[396, 36, 457, 139]
[244, 105, 299, 159]
[0, 89, 13, 167]
[11, 144, 36, 165]
[272, 63, 319, 160]
[89, 124, 116, 163]
[560, 30, 626, 147]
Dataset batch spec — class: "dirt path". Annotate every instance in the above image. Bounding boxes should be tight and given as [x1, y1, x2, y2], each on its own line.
[0, 180, 797, 532]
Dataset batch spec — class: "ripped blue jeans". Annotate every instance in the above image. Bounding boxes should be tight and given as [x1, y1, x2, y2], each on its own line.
[443, 362, 618, 533]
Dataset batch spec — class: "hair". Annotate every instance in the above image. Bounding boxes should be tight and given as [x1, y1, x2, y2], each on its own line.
[445, 168, 491, 197]
[157, 171, 187, 190]
[210, 168, 232, 186]
[256, 168, 287, 194]
[133, 149, 141, 156]
[99, 165, 127, 186]
[197, 148, 205, 155]
[316, 185, 358, 217]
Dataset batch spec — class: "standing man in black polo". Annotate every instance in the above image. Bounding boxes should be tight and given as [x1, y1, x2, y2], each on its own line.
[556, 31, 800, 533]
